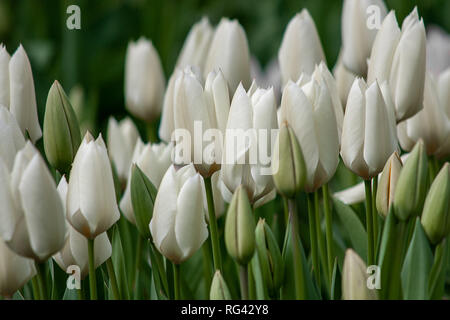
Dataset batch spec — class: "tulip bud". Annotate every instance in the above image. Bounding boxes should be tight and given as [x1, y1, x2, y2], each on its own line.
[67, 132, 121, 239]
[0, 45, 10, 108]
[130, 164, 157, 239]
[210, 270, 232, 300]
[150, 164, 208, 264]
[0, 106, 25, 170]
[255, 219, 284, 297]
[225, 185, 256, 265]
[43, 80, 82, 174]
[421, 163, 450, 244]
[0, 238, 36, 297]
[125, 38, 165, 123]
[272, 122, 306, 198]
[393, 140, 428, 221]
[333, 52, 356, 107]
[376, 152, 403, 217]
[342, 249, 378, 300]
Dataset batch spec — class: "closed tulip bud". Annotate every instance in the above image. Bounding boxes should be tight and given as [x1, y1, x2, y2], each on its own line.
[53, 177, 111, 279]
[120, 140, 173, 224]
[0, 238, 36, 297]
[9, 45, 42, 142]
[272, 122, 306, 198]
[278, 9, 326, 85]
[341, 78, 398, 180]
[204, 18, 251, 92]
[421, 163, 450, 244]
[130, 164, 157, 239]
[435, 68, 450, 159]
[342, 249, 378, 300]
[210, 270, 232, 300]
[159, 69, 183, 142]
[43, 81, 82, 174]
[393, 140, 428, 221]
[255, 219, 284, 297]
[0, 106, 25, 170]
[107, 116, 139, 182]
[125, 38, 165, 123]
[220, 84, 277, 207]
[150, 164, 208, 264]
[333, 52, 357, 107]
[0, 45, 10, 108]
[279, 77, 340, 192]
[376, 152, 403, 217]
[0, 142, 66, 261]
[341, 0, 387, 76]
[367, 8, 426, 122]
[67, 132, 120, 239]
[175, 17, 213, 73]
[225, 185, 256, 265]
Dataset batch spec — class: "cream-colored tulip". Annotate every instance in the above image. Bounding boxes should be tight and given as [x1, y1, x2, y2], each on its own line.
[53, 177, 111, 278]
[0, 106, 25, 170]
[0, 142, 66, 261]
[107, 116, 139, 182]
[175, 17, 213, 73]
[279, 75, 340, 192]
[0, 45, 9, 108]
[125, 38, 165, 122]
[426, 26, 450, 77]
[67, 132, 120, 239]
[435, 68, 450, 158]
[120, 139, 173, 224]
[150, 164, 208, 264]
[159, 69, 183, 142]
[278, 9, 325, 86]
[204, 18, 251, 92]
[341, 78, 398, 179]
[367, 8, 426, 122]
[333, 52, 357, 108]
[0, 238, 36, 297]
[341, 0, 387, 76]
[342, 249, 378, 300]
[376, 152, 403, 217]
[220, 83, 277, 207]
[9, 45, 42, 142]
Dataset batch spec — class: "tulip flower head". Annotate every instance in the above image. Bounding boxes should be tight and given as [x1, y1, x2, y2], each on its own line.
[342, 249, 378, 300]
[376, 152, 403, 217]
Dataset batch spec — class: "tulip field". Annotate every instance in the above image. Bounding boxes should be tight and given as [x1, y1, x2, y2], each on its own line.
[0, 0, 449, 303]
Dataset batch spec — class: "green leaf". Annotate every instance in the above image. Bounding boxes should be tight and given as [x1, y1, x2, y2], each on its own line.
[401, 218, 433, 299]
[428, 238, 449, 299]
[332, 197, 367, 260]
[250, 253, 267, 300]
[111, 226, 131, 300]
[330, 258, 341, 300]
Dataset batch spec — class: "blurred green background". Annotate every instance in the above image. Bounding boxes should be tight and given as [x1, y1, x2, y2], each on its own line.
[1, 0, 448, 134]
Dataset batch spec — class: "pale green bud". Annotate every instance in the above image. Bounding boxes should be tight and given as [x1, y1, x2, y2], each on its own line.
[210, 270, 232, 300]
[225, 185, 256, 265]
[272, 122, 306, 198]
[393, 140, 428, 220]
[342, 249, 378, 300]
[421, 163, 450, 244]
[43, 80, 81, 174]
[376, 152, 403, 217]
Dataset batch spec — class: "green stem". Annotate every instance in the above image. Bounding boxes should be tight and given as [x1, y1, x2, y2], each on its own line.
[87, 238, 97, 300]
[133, 235, 144, 292]
[31, 276, 40, 300]
[288, 198, 304, 300]
[283, 196, 289, 226]
[315, 191, 328, 282]
[201, 242, 213, 298]
[146, 120, 158, 143]
[204, 176, 222, 271]
[372, 177, 379, 259]
[106, 258, 120, 300]
[35, 262, 47, 300]
[239, 264, 249, 300]
[307, 193, 320, 286]
[364, 180, 374, 266]
[322, 184, 334, 286]
[173, 263, 181, 300]
[148, 243, 165, 299]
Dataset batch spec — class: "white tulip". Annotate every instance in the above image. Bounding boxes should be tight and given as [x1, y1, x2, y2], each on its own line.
[341, 78, 398, 179]
[9, 45, 42, 142]
[220, 83, 277, 207]
[0, 238, 36, 297]
[397, 72, 450, 156]
[159, 69, 182, 142]
[204, 18, 251, 93]
[173, 67, 230, 177]
[53, 177, 111, 278]
[175, 17, 213, 73]
[342, 249, 378, 300]
[333, 52, 357, 107]
[0, 142, 66, 261]
[436, 68, 450, 158]
[279, 75, 340, 192]
[426, 26, 450, 77]
[367, 8, 426, 122]
[278, 9, 326, 86]
[120, 139, 173, 224]
[125, 38, 165, 122]
[150, 164, 208, 264]
[67, 132, 120, 239]
[0, 45, 10, 108]
[0, 106, 25, 170]
[107, 116, 139, 182]
[341, 0, 387, 76]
